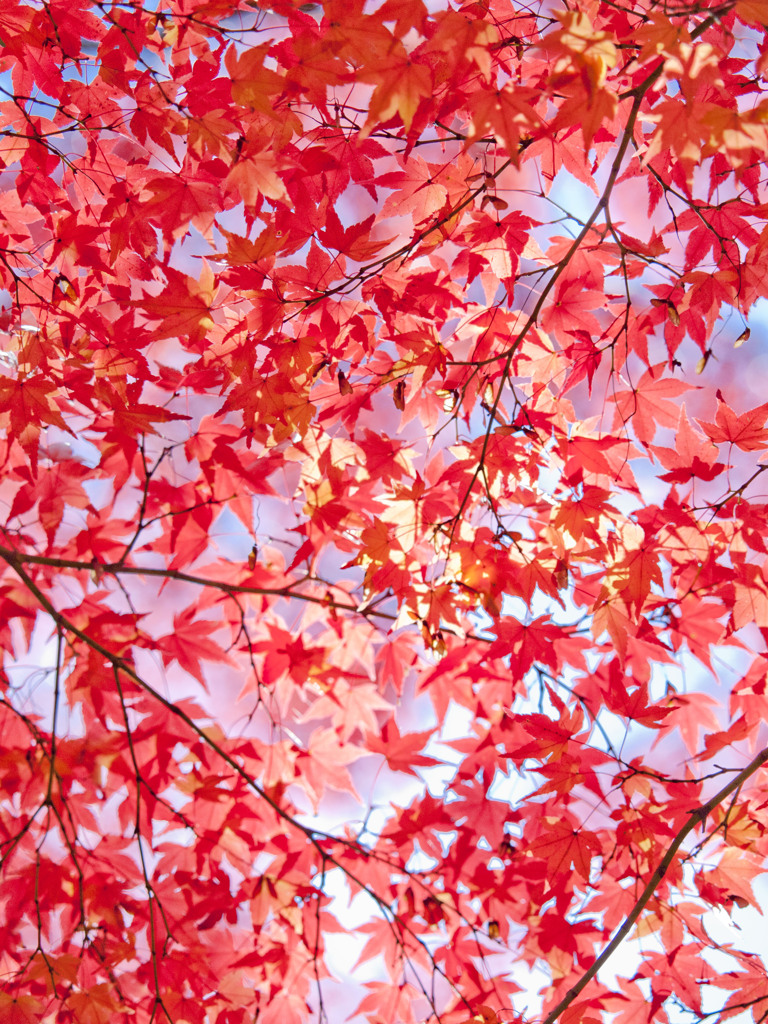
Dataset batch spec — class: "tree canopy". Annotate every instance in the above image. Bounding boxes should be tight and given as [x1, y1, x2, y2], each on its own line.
[2, 0, 768, 1022]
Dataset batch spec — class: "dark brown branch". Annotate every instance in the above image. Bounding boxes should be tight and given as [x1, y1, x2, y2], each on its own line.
[539, 745, 768, 1024]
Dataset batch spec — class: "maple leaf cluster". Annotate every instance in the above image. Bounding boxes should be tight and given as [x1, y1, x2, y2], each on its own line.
[2, 1, 768, 1023]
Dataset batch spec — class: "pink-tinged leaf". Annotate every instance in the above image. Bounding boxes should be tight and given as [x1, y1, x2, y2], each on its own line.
[366, 718, 440, 776]
[612, 364, 695, 446]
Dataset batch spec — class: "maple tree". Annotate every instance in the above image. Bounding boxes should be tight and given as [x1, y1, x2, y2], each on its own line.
[3, 0, 768, 1022]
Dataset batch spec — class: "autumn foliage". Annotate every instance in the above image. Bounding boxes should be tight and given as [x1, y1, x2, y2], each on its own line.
[3, 0, 768, 1021]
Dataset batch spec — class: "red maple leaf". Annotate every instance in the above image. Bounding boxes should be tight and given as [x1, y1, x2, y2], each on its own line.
[697, 390, 768, 451]
[155, 607, 231, 687]
[3, 4, 768, 1024]
[612, 363, 695, 445]
[652, 405, 725, 482]
[366, 718, 440, 776]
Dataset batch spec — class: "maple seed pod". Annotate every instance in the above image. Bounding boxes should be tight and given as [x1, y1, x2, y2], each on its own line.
[311, 356, 330, 378]
[498, 838, 516, 858]
[248, 544, 258, 570]
[482, 195, 508, 211]
[469, 1006, 500, 1024]
[393, 379, 406, 410]
[487, 919, 500, 939]
[338, 369, 353, 395]
[404, 886, 416, 918]
[54, 274, 76, 301]
[437, 388, 458, 412]
[696, 351, 712, 374]
[734, 327, 751, 348]
[422, 895, 443, 925]
[651, 297, 680, 326]
[553, 559, 568, 589]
